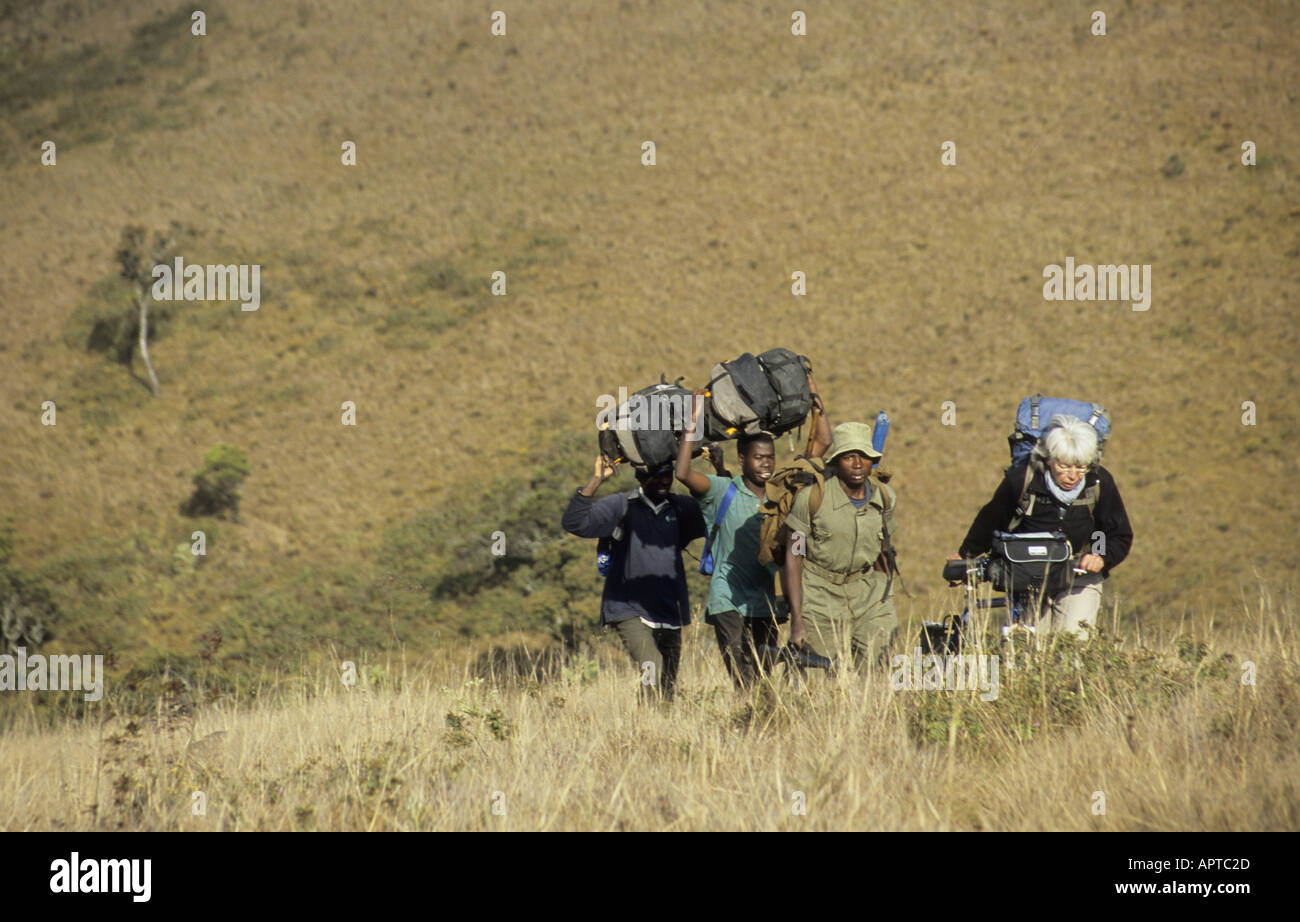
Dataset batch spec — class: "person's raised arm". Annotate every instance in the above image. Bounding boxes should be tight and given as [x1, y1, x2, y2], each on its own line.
[562, 455, 623, 538]
[782, 489, 813, 649]
[674, 388, 713, 497]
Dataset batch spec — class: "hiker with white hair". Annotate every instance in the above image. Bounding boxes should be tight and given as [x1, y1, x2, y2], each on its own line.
[950, 414, 1133, 637]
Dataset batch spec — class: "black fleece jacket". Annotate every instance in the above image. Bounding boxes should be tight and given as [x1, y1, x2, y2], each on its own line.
[958, 463, 1133, 576]
[562, 489, 706, 627]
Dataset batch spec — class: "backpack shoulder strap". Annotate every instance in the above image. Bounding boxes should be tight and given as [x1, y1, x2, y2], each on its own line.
[869, 475, 905, 591]
[1006, 462, 1037, 532]
[716, 481, 738, 521]
[1075, 476, 1101, 517]
[870, 476, 893, 512]
[808, 478, 826, 518]
[870, 477, 894, 542]
[597, 492, 635, 555]
[702, 481, 737, 555]
[792, 457, 828, 519]
[611, 490, 638, 542]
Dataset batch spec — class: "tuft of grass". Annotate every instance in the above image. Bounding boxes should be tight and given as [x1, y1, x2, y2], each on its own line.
[1161, 153, 1186, 178]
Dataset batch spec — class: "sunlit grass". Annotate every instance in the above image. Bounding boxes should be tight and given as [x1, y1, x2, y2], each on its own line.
[1, 588, 1294, 831]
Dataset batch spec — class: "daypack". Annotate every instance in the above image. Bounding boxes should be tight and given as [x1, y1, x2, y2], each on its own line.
[704, 348, 813, 440]
[1008, 394, 1110, 467]
[756, 456, 895, 573]
[595, 494, 634, 577]
[756, 456, 828, 569]
[596, 379, 693, 470]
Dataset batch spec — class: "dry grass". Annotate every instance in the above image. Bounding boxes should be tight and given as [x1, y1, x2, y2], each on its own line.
[2, 586, 1294, 831]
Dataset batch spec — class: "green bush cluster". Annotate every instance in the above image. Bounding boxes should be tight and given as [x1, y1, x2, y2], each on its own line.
[444, 700, 515, 749]
[0, 518, 57, 655]
[183, 444, 251, 520]
[904, 630, 1237, 750]
[375, 429, 666, 639]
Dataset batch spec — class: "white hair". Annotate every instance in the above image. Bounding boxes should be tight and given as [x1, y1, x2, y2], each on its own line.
[1032, 414, 1099, 467]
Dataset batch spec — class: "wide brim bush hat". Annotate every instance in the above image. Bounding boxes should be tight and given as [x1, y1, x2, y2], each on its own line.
[826, 421, 882, 463]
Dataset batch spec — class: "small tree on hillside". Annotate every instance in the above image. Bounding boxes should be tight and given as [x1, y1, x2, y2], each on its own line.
[114, 222, 185, 397]
[182, 444, 251, 521]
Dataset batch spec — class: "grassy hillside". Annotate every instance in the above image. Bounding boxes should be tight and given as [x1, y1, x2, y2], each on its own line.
[1, 0, 1298, 704]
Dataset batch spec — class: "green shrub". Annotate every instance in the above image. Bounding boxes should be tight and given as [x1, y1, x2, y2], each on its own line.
[183, 444, 251, 520]
[0, 519, 58, 653]
[902, 630, 1236, 751]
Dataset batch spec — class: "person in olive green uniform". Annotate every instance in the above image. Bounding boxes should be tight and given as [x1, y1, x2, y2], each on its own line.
[783, 421, 899, 671]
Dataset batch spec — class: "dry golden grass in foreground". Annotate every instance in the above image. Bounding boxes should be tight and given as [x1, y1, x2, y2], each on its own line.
[2, 587, 1295, 832]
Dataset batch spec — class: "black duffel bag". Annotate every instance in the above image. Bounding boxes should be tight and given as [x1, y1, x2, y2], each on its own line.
[705, 348, 813, 440]
[597, 381, 694, 470]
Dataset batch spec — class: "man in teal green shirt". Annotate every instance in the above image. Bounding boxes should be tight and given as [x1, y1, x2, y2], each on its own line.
[675, 384, 830, 689]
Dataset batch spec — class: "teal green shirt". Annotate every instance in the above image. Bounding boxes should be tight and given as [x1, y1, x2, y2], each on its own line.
[698, 474, 778, 618]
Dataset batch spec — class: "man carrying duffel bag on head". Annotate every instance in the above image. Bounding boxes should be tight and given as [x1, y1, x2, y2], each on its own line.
[562, 456, 706, 703]
[675, 382, 831, 690]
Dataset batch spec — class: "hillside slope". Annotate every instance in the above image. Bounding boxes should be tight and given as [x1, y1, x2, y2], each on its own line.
[1, 0, 1297, 688]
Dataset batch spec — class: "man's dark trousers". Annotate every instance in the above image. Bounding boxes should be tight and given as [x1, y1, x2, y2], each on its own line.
[707, 609, 779, 691]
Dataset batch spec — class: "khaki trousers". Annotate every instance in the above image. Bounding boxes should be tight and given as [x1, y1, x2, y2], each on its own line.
[801, 569, 898, 671]
[1031, 574, 1104, 638]
[610, 618, 681, 702]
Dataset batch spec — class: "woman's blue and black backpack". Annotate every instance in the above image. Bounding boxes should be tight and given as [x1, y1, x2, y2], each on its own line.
[1008, 394, 1110, 466]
